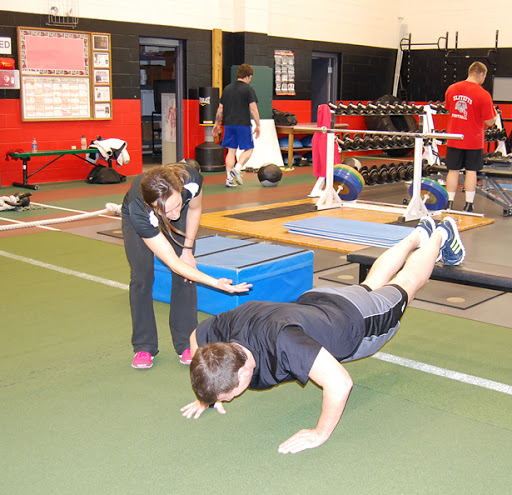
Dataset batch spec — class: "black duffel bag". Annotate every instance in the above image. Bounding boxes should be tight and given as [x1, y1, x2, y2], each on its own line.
[86, 165, 126, 184]
[272, 109, 298, 126]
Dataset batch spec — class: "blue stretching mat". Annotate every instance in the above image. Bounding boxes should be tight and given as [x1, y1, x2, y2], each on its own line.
[284, 217, 414, 247]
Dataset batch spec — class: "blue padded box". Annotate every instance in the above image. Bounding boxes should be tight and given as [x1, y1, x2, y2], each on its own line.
[153, 235, 314, 315]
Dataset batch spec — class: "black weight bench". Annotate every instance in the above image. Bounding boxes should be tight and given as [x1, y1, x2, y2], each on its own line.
[347, 247, 512, 292]
[430, 164, 512, 216]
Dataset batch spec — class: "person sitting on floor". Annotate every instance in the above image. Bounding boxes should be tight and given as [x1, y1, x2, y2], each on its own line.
[181, 216, 465, 454]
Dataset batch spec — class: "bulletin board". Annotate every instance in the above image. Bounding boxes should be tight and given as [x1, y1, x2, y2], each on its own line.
[18, 27, 112, 121]
[274, 50, 295, 96]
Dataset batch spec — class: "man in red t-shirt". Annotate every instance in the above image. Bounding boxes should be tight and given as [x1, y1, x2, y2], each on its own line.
[444, 61, 496, 212]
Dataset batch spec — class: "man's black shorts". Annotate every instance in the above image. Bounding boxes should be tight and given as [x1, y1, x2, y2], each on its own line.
[446, 147, 484, 172]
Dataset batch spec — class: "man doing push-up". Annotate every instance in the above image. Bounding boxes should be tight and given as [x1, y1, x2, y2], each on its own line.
[181, 216, 465, 454]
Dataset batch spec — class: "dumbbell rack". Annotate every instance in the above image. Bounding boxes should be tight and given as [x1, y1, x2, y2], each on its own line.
[313, 120, 463, 222]
[421, 105, 509, 166]
[485, 107, 508, 156]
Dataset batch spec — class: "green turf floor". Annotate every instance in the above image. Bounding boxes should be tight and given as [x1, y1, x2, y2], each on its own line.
[1, 232, 511, 494]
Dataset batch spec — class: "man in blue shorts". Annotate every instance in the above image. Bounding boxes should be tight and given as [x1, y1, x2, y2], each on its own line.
[212, 64, 261, 187]
[181, 216, 465, 454]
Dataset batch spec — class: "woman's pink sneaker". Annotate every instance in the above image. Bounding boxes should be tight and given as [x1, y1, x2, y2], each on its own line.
[179, 349, 192, 365]
[132, 351, 153, 369]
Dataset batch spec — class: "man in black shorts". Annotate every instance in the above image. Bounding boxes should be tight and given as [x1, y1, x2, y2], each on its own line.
[181, 216, 465, 454]
[445, 61, 497, 212]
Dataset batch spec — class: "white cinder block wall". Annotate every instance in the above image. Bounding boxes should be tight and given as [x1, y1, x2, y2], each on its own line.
[2, 0, 509, 49]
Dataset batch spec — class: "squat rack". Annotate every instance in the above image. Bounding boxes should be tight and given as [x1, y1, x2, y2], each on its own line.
[305, 118, 463, 222]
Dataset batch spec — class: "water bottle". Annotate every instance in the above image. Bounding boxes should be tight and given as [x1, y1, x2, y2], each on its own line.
[32, 138, 38, 152]
[81, 135, 87, 150]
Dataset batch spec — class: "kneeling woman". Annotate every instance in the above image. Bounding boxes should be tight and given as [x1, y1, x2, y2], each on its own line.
[122, 162, 250, 369]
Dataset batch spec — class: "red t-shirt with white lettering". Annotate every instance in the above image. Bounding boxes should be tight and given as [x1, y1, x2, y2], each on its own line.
[445, 80, 496, 149]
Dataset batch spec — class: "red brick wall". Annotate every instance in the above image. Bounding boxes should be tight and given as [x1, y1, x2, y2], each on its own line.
[1, 99, 143, 187]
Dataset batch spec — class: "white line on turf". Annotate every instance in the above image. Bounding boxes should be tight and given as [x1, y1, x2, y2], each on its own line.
[372, 352, 512, 395]
[1, 248, 511, 396]
[0, 249, 128, 291]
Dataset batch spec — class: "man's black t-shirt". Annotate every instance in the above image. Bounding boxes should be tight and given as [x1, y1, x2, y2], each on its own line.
[121, 165, 203, 239]
[195, 290, 365, 389]
[220, 80, 258, 126]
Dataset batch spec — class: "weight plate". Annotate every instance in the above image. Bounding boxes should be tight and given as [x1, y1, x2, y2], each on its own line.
[335, 164, 363, 189]
[409, 177, 448, 210]
[337, 163, 365, 187]
[333, 169, 363, 201]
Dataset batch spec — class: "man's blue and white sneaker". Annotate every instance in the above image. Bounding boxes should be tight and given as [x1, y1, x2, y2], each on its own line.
[416, 216, 441, 261]
[416, 216, 436, 239]
[225, 178, 237, 188]
[230, 168, 243, 185]
[437, 217, 465, 266]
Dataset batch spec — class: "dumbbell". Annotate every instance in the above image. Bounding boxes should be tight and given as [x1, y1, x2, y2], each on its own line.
[371, 135, 383, 149]
[431, 101, 449, 114]
[346, 102, 365, 115]
[359, 166, 369, 184]
[388, 136, 400, 147]
[376, 165, 389, 184]
[369, 135, 382, 149]
[342, 102, 357, 115]
[386, 163, 398, 182]
[335, 102, 350, 114]
[396, 162, 407, 181]
[422, 159, 431, 177]
[361, 135, 373, 150]
[365, 102, 380, 114]
[337, 136, 349, 151]
[385, 103, 397, 114]
[396, 103, 408, 114]
[355, 102, 367, 114]
[367, 165, 379, 185]
[341, 136, 355, 150]
[380, 135, 393, 148]
[351, 133, 363, 149]
[392, 136, 404, 148]
[402, 103, 413, 114]
[404, 161, 414, 180]
[410, 102, 424, 113]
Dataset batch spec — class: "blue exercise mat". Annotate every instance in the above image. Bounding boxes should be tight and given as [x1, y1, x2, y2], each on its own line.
[284, 217, 414, 247]
[285, 229, 399, 248]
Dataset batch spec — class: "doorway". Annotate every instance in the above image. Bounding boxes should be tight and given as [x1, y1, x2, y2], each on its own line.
[139, 37, 184, 165]
[311, 52, 339, 122]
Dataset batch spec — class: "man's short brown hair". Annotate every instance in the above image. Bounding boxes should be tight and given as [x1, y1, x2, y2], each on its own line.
[237, 64, 254, 79]
[468, 61, 488, 77]
[190, 343, 247, 405]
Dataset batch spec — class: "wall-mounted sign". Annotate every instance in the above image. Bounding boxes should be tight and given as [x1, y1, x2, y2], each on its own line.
[0, 70, 20, 88]
[0, 57, 15, 69]
[0, 37, 12, 54]
[274, 49, 295, 96]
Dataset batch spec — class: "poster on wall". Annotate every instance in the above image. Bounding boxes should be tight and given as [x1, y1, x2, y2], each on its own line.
[162, 93, 177, 164]
[18, 27, 112, 121]
[22, 76, 90, 119]
[274, 50, 295, 96]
